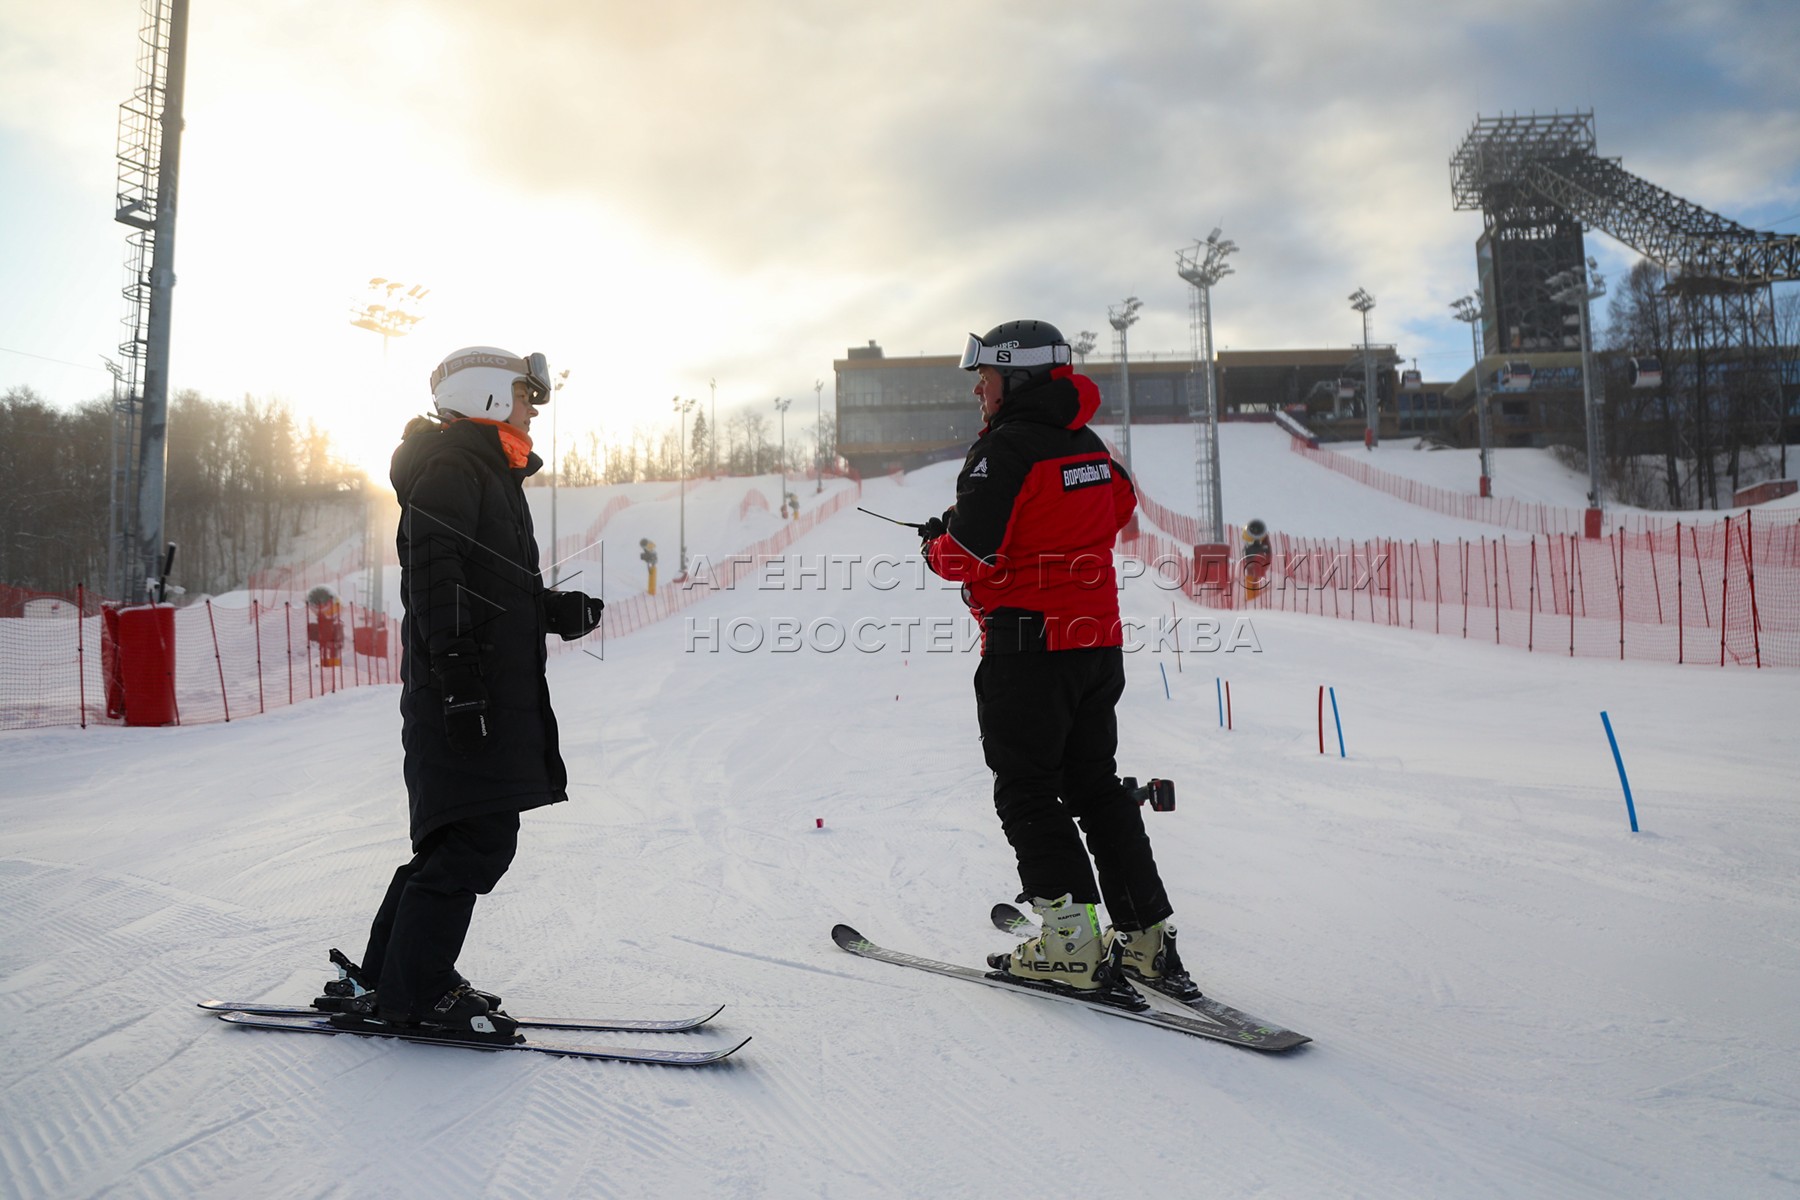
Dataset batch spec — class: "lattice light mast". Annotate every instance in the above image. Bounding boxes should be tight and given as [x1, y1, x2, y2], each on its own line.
[110, 0, 192, 602]
[1106, 298, 1142, 474]
[1349, 288, 1377, 449]
[1177, 230, 1235, 545]
[1450, 294, 1495, 496]
[1071, 331, 1097, 365]
[1547, 259, 1607, 511]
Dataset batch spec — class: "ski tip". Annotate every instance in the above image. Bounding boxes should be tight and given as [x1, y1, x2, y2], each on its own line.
[989, 902, 1028, 931]
[830, 924, 867, 950]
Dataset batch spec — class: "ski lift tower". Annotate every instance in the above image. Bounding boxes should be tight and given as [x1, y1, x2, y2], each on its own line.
[1178, 230, 1235, 545]
[109, 0, 192, 603]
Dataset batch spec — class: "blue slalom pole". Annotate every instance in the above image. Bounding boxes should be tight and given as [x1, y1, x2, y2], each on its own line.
[1216, 677, 1224, 727]
[1159, 662, 1171, 700]
[1329, 687, 1345, 757]
[1600, 711, 1639, 832]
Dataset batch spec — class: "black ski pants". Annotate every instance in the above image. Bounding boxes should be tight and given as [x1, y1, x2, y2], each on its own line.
[360, 809, 520, 1020]
[974, 645, 1173, 932]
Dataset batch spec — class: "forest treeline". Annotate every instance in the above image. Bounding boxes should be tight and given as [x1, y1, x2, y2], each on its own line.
[1594, 266, 1797, 509]
[0, 386, 364, 598]
[539, 407, 836, 488]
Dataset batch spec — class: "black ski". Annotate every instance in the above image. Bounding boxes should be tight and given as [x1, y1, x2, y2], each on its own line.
[197, 998, 722, 1034]
[214, 1011, 749, 1066]
[988, 903, 1309, 1049]
[833, 924, 1307, 1051]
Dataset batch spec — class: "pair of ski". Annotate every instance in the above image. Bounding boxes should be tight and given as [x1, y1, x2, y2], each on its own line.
[831, 903, 1309, 1052]
[200, 1000, 749, 1066]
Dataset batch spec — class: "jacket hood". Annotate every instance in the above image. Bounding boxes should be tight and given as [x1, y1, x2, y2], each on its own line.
[990, 366, 1101, 434]
[390, 418, 543, 498]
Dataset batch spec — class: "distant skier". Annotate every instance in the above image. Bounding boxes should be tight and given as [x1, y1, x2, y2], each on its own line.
[326, 345, 603, 1042]
[921, 320, 1201, 1003]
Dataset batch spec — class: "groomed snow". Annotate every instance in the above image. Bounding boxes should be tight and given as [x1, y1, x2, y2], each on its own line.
[2, 441, 1796, 1199]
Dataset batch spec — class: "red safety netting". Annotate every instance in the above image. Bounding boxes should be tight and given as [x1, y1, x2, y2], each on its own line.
[552, 480, 864, 643]
[1119, 511, 1800, 668]
[2, 477, 865, 732]
[1287, 441, 1696, 537]
[0, 590, 402, 731]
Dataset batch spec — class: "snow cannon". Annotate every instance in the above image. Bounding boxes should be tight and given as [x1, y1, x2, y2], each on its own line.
[1123, 777, 1176, 812]
[1240, 519, 1272, 599]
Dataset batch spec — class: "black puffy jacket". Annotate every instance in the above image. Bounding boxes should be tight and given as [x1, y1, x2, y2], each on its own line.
[391, 418, 568, 848]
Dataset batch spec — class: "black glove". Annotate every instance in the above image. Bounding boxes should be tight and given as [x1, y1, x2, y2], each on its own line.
[918, 516, 947, 543]
[433, 653, 489, 756]
[543, 590, 604, 640]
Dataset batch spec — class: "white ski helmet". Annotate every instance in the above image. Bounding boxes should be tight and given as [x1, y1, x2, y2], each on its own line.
[428, 346, 552, 421]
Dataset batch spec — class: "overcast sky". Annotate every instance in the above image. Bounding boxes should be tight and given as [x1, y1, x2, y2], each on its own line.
[3, 0, 1797, 476]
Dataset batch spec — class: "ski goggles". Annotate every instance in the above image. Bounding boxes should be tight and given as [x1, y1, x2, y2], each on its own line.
[522, 352, 552, 404]
[429, 350, 555, 404]
[959, 334, 1072, 372]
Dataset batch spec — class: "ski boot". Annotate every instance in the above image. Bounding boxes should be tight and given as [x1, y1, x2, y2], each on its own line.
[1107, 921, 1204, 1003]
[328, 982, 521, 1045]
[315, 948, 376, 1013]
[451, 971, 504, 1015]
[987, 894, 1146, 1010]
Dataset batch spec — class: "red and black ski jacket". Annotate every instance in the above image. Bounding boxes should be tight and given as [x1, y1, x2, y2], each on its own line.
[924, 366, 1136, 654]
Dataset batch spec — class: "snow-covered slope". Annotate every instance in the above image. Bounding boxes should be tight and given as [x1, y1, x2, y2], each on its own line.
[2, 464, 1796, 1199]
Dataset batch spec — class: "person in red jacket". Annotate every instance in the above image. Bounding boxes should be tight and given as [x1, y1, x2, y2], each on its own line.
[923, 320, 1201, 1006]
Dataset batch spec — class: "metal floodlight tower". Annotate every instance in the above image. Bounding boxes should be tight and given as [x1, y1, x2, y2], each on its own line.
[1071, 331, 1098, 364]
[1449, 294, 1495, 496]
[814, 378, 825, 494]
[1106, 297, 1143, 473]
[672, 396, 696, 575]
[349, 276, 428, 614]
[110, 0, 193, 603]
[1178, 229, 1235, 544]
[1349, 288, 1378, 448]
[773, 396, 791, 513]
[349, 277, 429, 358]
[1547, 258, 1608, 509]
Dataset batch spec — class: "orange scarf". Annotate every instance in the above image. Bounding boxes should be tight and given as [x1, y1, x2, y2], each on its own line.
[466, 418, 534, 468]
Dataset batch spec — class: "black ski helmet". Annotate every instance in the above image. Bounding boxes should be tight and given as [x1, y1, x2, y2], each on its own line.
[960, 320, 1072, 396]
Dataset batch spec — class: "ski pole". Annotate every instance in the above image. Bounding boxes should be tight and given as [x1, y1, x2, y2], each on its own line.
[857, 506, 928, 534]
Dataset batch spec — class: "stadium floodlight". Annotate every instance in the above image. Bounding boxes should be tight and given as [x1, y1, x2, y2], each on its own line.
[1107, 298, 1143, 473]
[773, 397, 792, 515]
[1450, 294, 1494, 495]
[673, 396, 697, 575]
[1547, 259, 1608, 512]
[1348, 288, 1377, 448]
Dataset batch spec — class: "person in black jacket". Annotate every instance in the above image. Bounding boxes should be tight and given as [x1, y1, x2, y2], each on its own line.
[923, 320, 1200, 1007]
[324, 346, 602, 1041]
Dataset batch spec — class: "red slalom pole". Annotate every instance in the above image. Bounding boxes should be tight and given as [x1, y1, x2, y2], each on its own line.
[1317, 685, 1325, 754]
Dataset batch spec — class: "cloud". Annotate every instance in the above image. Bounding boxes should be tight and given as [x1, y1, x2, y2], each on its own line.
[4, 0, 1796, 444]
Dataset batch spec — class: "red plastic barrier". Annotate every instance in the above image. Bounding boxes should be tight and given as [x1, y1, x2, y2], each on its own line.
[116, 604, 178, 726]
